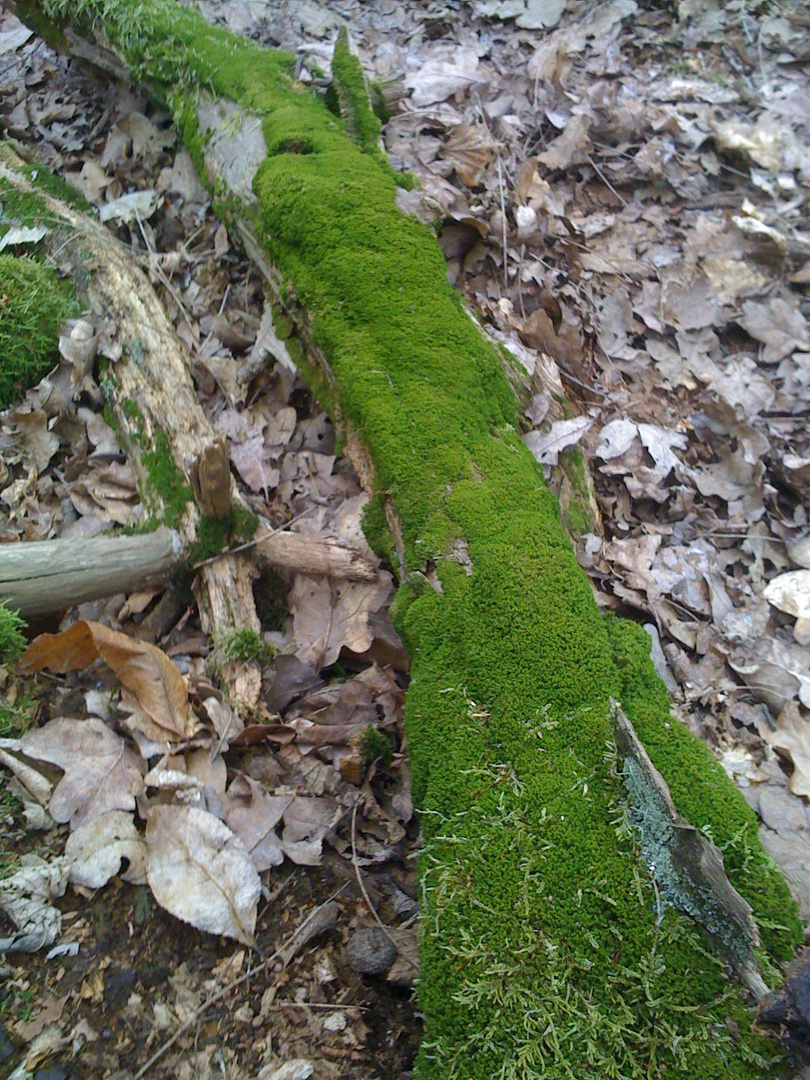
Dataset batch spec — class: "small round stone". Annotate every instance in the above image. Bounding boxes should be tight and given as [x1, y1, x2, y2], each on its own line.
[346, 927, 397, 976]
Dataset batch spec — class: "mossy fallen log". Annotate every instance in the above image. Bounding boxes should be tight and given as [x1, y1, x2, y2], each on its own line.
[11, 2, 804, 1076]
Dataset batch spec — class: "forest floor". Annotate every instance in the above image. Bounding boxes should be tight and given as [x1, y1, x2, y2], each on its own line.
[0, 1, 809, 1078]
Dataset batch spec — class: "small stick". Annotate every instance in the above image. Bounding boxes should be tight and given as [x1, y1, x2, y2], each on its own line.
[350, 803, 416, 968]
[497, 154, 508, 291]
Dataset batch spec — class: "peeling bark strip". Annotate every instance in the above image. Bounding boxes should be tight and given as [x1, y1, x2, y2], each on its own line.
[13, 2, 802, 1076]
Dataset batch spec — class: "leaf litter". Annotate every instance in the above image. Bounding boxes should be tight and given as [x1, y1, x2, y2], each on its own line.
[1, 0, 810, 1075]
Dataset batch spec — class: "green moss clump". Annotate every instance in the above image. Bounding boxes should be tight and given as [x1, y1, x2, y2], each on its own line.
[210, 627, 277, 670]
[360, 724, 393, 768]
[230, 502, 259, 542]
[21, 2, 802, 1075]
[140, 430, 193, 529]
[0, 604, 26, 665]
[0, 254, 75, 407]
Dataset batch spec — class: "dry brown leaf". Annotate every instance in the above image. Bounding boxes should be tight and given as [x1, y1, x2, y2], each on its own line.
[20, 621, 199, 741]
[764, 702, 810, 799]
[146, 804, 261, 946]
[21, 718, 143, 830]
[290, 572, 393, 670]
[442, 124, 498, 186]
[223, 774, 290, 872]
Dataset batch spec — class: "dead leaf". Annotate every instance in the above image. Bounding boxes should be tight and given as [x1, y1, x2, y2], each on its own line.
[20, 621, 199, 741]
[65, 810, 147, 888]
[21, 717, 143, 830]
[146, 804, 261, 946]
[738, 299, 810, 363]
[223, 773, 290, 871]
[442, 124, 498, 186]
[523, 416, 592, 466]
[764, 570, 810, 621]
[765, 702, 810, 798]
[0, 855, 67, 952]
[537, 114, 591, 170]
[290, 571, 393, 669]
[404, 46, 480, 107]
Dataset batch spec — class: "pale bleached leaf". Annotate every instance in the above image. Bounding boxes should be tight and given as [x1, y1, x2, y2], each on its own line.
[764, 570, 810, 620]
[146, 805, 261, 946]
[65, 811, 146, 888]
[739, 299, 810, 363]
[523, 416, 592, 466]
[21, 718, 143, 830]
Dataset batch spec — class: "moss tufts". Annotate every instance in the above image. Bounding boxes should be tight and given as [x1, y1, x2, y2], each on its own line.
[0, 604, 27, 666]
[210, 627, 277, 670]
[0, 254, 75, 407]
[140, 429, 194, 530]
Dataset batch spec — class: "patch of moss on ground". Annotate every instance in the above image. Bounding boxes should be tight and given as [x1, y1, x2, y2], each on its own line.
[0, 253, 75, 407]
[22, 2, 802, 1076]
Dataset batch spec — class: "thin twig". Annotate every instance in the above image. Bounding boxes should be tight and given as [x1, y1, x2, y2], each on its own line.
[350, 802, 415, 968]
[133, 883, 348, 1079]
[497, 154, 508, 291]
[191, 507, 313, 569]
[585, 154, 628, 208]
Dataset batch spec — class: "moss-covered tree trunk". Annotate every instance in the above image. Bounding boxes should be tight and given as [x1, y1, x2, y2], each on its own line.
[11, 2, 802, 1076]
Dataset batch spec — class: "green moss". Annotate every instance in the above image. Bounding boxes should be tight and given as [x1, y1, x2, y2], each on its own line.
[361, 492, 394, 564]
[605, 615, 802, 964]
[360, 724, 393, 768]
[140, 429, 193, 529]
[0, 254, 75, 407]
[19, 1, 801, 1075]
[0, 604, 26, 666]
[210, 627, 277, 670]
[329, 27, 382, 157]
[230, 502, 259, 542]
[558, 444, 599, 538]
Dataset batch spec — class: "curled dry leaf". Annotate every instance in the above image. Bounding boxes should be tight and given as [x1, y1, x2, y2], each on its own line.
[145, 804, 261, 946]
[21, 718, 143, 830]
[0, 855, 68, 953]
[65, 810, 147, 888]
[20, 620, 199, 741]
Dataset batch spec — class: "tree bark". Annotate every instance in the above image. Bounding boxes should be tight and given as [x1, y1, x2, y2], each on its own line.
[9, 3, 802, 1077]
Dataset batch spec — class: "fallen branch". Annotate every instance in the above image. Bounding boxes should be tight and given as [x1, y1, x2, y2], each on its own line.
[0, 528, 181, 618]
